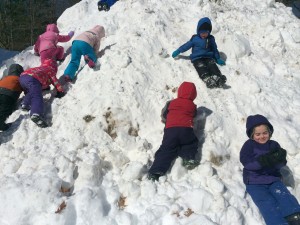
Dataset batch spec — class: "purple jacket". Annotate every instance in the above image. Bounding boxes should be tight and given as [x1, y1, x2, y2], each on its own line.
[240, 139, 286, 184]
[240, 114, 286, 185]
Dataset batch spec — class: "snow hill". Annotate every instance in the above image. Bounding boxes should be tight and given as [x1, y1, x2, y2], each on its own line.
[0, 0, 300, 224]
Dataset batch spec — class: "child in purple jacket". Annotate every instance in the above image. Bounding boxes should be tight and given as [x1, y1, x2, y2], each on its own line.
[240, 114, 300, 225]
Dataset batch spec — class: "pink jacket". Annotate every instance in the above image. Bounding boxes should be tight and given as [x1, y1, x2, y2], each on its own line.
[74, 25, 105, 53]
[20, 59, 64, 92]
[34, 24, 71, 54]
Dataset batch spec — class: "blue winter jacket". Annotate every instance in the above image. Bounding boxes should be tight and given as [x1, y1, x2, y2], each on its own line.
[240, 114, 286, 185]
[99, 0, 118, 7]
[176, 17, 221, 62]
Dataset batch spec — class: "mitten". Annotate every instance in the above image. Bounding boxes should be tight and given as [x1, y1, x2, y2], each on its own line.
[172, 50, 180, 58]
[68, 31, 75, 38]
[258, 148, 287, 167]
[55, 91, 66, 98]
[216, 58, 225, 66]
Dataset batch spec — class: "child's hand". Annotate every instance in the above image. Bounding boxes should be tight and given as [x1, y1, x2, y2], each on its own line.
[216, 58, 225, 66]
[172, 50, 180, 58]
[68, 31, 75, 38]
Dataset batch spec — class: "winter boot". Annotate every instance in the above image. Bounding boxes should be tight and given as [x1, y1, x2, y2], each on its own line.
[84, 55, 96, 68]
[147, 173, 163, 181]
[182, 159, 200, 170]
[64, 75, 72, 83]
[216, 75, 227, 87]
[204, 75, 219, 88]
[31, 114, 48, 128]
[285, 212, 300, 225]
[98, 2, 110, 11]
[21, 104, 30, 112]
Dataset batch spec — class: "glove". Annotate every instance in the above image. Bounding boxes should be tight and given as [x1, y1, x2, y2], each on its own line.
[216, 58, 225, 66]
[258, 148, 287, 167]
[172, 50, 180, 58]
[68, 31, 74, 38]
[55, 91, 66, 98]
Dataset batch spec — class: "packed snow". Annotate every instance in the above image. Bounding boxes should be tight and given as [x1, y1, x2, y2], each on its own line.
[1, 0, 300, 224]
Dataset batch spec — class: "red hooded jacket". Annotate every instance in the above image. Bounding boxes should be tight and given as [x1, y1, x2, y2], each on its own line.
[20, 59, 63, 92]
[162, 82, 197, 128]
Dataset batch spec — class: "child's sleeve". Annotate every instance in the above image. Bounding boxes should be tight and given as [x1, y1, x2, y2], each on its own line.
[57, 34, 71, 43]
[48, 71, 64, 92]
[178, 40, 193, 53]
[161, 101, 171, 123]
[240, 141, 263, 171]
[210, 36, 221, 59]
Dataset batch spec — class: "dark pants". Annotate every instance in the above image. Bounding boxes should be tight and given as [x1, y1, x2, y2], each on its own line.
[193, 58, 222, 80]
[0, 94, 16, 126]
[149, 127, 198, 174]
[19, 75, 43, 116]
[246, 181, 300, 225]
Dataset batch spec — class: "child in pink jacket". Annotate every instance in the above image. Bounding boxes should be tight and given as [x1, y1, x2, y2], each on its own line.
[19, 59, 65, 128]
[34, 24, 74, 63]
[63, 25, 105, 82]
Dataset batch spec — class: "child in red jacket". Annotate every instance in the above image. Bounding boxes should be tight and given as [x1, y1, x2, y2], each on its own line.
[34, 24, 74, 63]
[0, 64, 24, 131]
[19, 59, 64, 128]
[148, 81, 199, 181]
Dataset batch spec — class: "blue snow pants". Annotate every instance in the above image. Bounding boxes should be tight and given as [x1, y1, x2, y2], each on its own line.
[246, 181, 300, 225]
[19, 75, 43, 116]
[63, 40, 97, 80]
[149, 127, 198, 174]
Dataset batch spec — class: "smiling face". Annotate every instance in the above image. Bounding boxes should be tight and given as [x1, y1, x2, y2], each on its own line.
[252, 125, 270, 144]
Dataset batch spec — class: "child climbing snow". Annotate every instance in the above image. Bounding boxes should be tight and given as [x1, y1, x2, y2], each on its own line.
[172, 17, 227, 88]
[240, 114, 300, 225]
[34, 24, 74, 63]
[19, 59, 65, 128]
[63, 25, 105, 82]
[148, 81, 199, 181]
[0, 64, 24, 131]
[98, 0, 119, 11]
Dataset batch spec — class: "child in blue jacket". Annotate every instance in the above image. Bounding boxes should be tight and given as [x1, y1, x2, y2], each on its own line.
[240, 114, 300, 225]
[172, 17, 227, 88]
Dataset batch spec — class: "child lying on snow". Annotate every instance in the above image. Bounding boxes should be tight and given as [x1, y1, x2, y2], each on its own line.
[148, 81, 200, 181]
[172, 17, 227, 89]
[240, 114, 300, 225]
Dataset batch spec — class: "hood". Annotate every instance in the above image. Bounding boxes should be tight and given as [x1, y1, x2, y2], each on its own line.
[90, 25, 105, 39]
[177, 81, 197, 100]
[41, 58, 58, 72]
[46, 24, 59, 33]
[196, 17, 212, 35]
[8, 64, 24, 76]
[246, 114, 274, 138]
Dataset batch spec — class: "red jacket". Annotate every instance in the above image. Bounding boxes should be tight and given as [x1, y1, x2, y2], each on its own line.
[162, 82, 197, 128]
[20, 59, 64, 92]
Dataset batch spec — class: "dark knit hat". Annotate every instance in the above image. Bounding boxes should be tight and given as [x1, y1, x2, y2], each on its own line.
[8, 64, 24, 76]
[198, 22, 212, 34]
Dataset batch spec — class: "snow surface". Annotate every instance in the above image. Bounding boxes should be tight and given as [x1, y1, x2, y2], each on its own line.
[1, 0, 300, 224]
